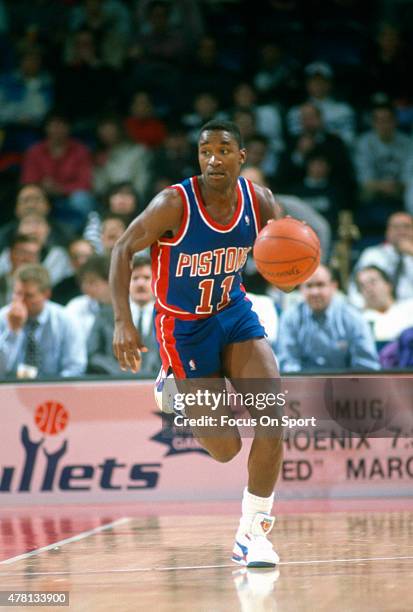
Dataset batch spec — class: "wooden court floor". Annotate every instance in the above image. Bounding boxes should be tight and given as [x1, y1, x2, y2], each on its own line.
[0, 500, 412, 612]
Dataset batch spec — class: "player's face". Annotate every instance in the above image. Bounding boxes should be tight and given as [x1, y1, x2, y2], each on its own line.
[198, 130, 246, 188]
[301, 267, 336, 312]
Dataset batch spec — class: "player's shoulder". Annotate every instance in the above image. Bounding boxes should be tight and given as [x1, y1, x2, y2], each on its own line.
[247, 181, 274, 204]
[148, 185, 186, 212]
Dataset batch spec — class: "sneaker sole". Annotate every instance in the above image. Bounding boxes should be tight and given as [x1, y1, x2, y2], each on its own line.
[232, 556, 277, 568]
[247, 561, 277, 568]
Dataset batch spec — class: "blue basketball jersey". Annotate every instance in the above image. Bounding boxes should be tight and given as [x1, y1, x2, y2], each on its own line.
[151, 176, 261, 319]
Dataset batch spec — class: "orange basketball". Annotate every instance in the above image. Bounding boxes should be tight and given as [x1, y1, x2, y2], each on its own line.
[253, 217, 321, 286]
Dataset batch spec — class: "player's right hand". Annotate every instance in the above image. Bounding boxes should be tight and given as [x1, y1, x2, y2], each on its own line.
[113, 320, 148, 373]
[7, 300, 28, 332]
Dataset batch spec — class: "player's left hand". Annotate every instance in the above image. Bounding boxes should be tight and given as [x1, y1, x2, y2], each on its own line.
[113, 320, 148, 373]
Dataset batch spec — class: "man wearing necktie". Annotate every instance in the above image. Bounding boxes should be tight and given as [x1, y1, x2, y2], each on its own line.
[0, 264, 87, 378]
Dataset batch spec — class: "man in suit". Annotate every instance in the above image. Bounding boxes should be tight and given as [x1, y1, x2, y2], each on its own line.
[87, 254, 160, 376]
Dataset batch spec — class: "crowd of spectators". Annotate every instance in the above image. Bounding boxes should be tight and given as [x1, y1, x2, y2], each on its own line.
[1, 0, 413, 379]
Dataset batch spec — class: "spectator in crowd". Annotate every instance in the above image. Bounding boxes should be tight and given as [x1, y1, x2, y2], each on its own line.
[0, 263, 86, 379]
[277, 102, 355, 199]
[20, 112, 94, 231]
[186, 35, 238, 106]
[356, 265, 413, 346]
[125, 90, 167, 148]
[276, 265, 380, 372]
[56, 28, 119, 126]
[354, 103, 413, 230]
[68, 0, 131, 68]
[65, 253, 111, 341]
[100, 214, 126, 254]
[252, 40, 301, 106]
[379, 325, 413, 369]
[0, 183, 73, 250]
[230, 81, 284, 153]
[0, 46, 53, 131]
[129, 254, 161, 376]
[350, 211, 413, 304]
[367, 22, 413, 105]
[151, 126, 198, 193]
[292, 149, 346, 231]
[286, 62, 356, 145]
[83, 181, 139, 253]
[182, 92, 222, 144]
[51, 237, 95, 305]
[88, 254, 160, 376]
[243, 134, 279, 183]
[127, 0, 203, 111]
[0, 234, 40, 307]
[0, 212, 71, 286]
[240, 166, 332, 262]
[93, 114, 152, 201]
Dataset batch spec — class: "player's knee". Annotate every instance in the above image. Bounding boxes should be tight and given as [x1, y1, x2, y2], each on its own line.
[212, 438, 242, 463]
[201, 437, 242, 463]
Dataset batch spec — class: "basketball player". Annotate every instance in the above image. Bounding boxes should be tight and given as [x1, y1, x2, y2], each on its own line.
[110, 120, 292, 568]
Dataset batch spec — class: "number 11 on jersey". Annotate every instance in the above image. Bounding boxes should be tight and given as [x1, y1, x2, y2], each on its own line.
[195, 276, 235, 314]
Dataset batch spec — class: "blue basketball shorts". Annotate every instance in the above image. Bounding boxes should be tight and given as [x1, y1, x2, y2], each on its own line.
[154, 296, 266, 378]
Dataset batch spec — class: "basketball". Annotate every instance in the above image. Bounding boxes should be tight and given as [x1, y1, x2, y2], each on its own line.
[253, 217, 321, 286]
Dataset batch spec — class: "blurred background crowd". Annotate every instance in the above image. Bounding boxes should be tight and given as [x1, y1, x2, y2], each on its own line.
[1, 0, 413, 379]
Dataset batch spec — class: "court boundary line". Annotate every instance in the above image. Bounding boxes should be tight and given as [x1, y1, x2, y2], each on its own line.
[0, 554, 412, 575]
[0, 517, 130, 565]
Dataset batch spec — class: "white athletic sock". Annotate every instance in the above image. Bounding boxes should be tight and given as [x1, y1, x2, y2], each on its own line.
[238, 487, 274, 535]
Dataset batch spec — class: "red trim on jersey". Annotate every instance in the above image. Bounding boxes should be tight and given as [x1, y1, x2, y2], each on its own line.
[155, 312, 187, 378]
[157, 185, 190, 245]
[193, 176, 242, 231]
[247, 179, 262, 232]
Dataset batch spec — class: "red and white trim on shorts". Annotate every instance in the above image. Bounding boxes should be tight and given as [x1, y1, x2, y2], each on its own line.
[155, 312, 187, 378]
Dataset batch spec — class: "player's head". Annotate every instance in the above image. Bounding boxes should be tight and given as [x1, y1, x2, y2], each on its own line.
[301, 265, 337, 312]
[198, 120, 246, 187]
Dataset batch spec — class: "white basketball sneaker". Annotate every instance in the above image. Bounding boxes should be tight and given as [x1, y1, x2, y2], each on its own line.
[154, 368, 185, 416]
[232, 513, 279, 568]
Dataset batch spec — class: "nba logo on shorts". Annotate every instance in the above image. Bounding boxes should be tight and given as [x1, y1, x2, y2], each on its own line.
[260, 518, 273, 533]
[189, 359, 196, 371]
[244, 215, 250, 226]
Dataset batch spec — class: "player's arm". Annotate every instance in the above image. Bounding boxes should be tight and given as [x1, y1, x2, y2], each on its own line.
[110, 188, 183, 372]
[253, 183, 283, 226]
[253, 183, 296, 293]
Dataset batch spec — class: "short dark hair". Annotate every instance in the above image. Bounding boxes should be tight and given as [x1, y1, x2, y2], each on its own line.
[372, 103, 395, 116]
[356, 265, 394, 289]
[199, 119, 243, 148]
[77, 254, 111, 282]
[9, 233, 40, 249]
[103, 181, 138, 211]
[132, 254, 151, 270]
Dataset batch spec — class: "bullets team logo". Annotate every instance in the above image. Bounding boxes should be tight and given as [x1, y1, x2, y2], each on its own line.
[34, 401, 69, 435]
